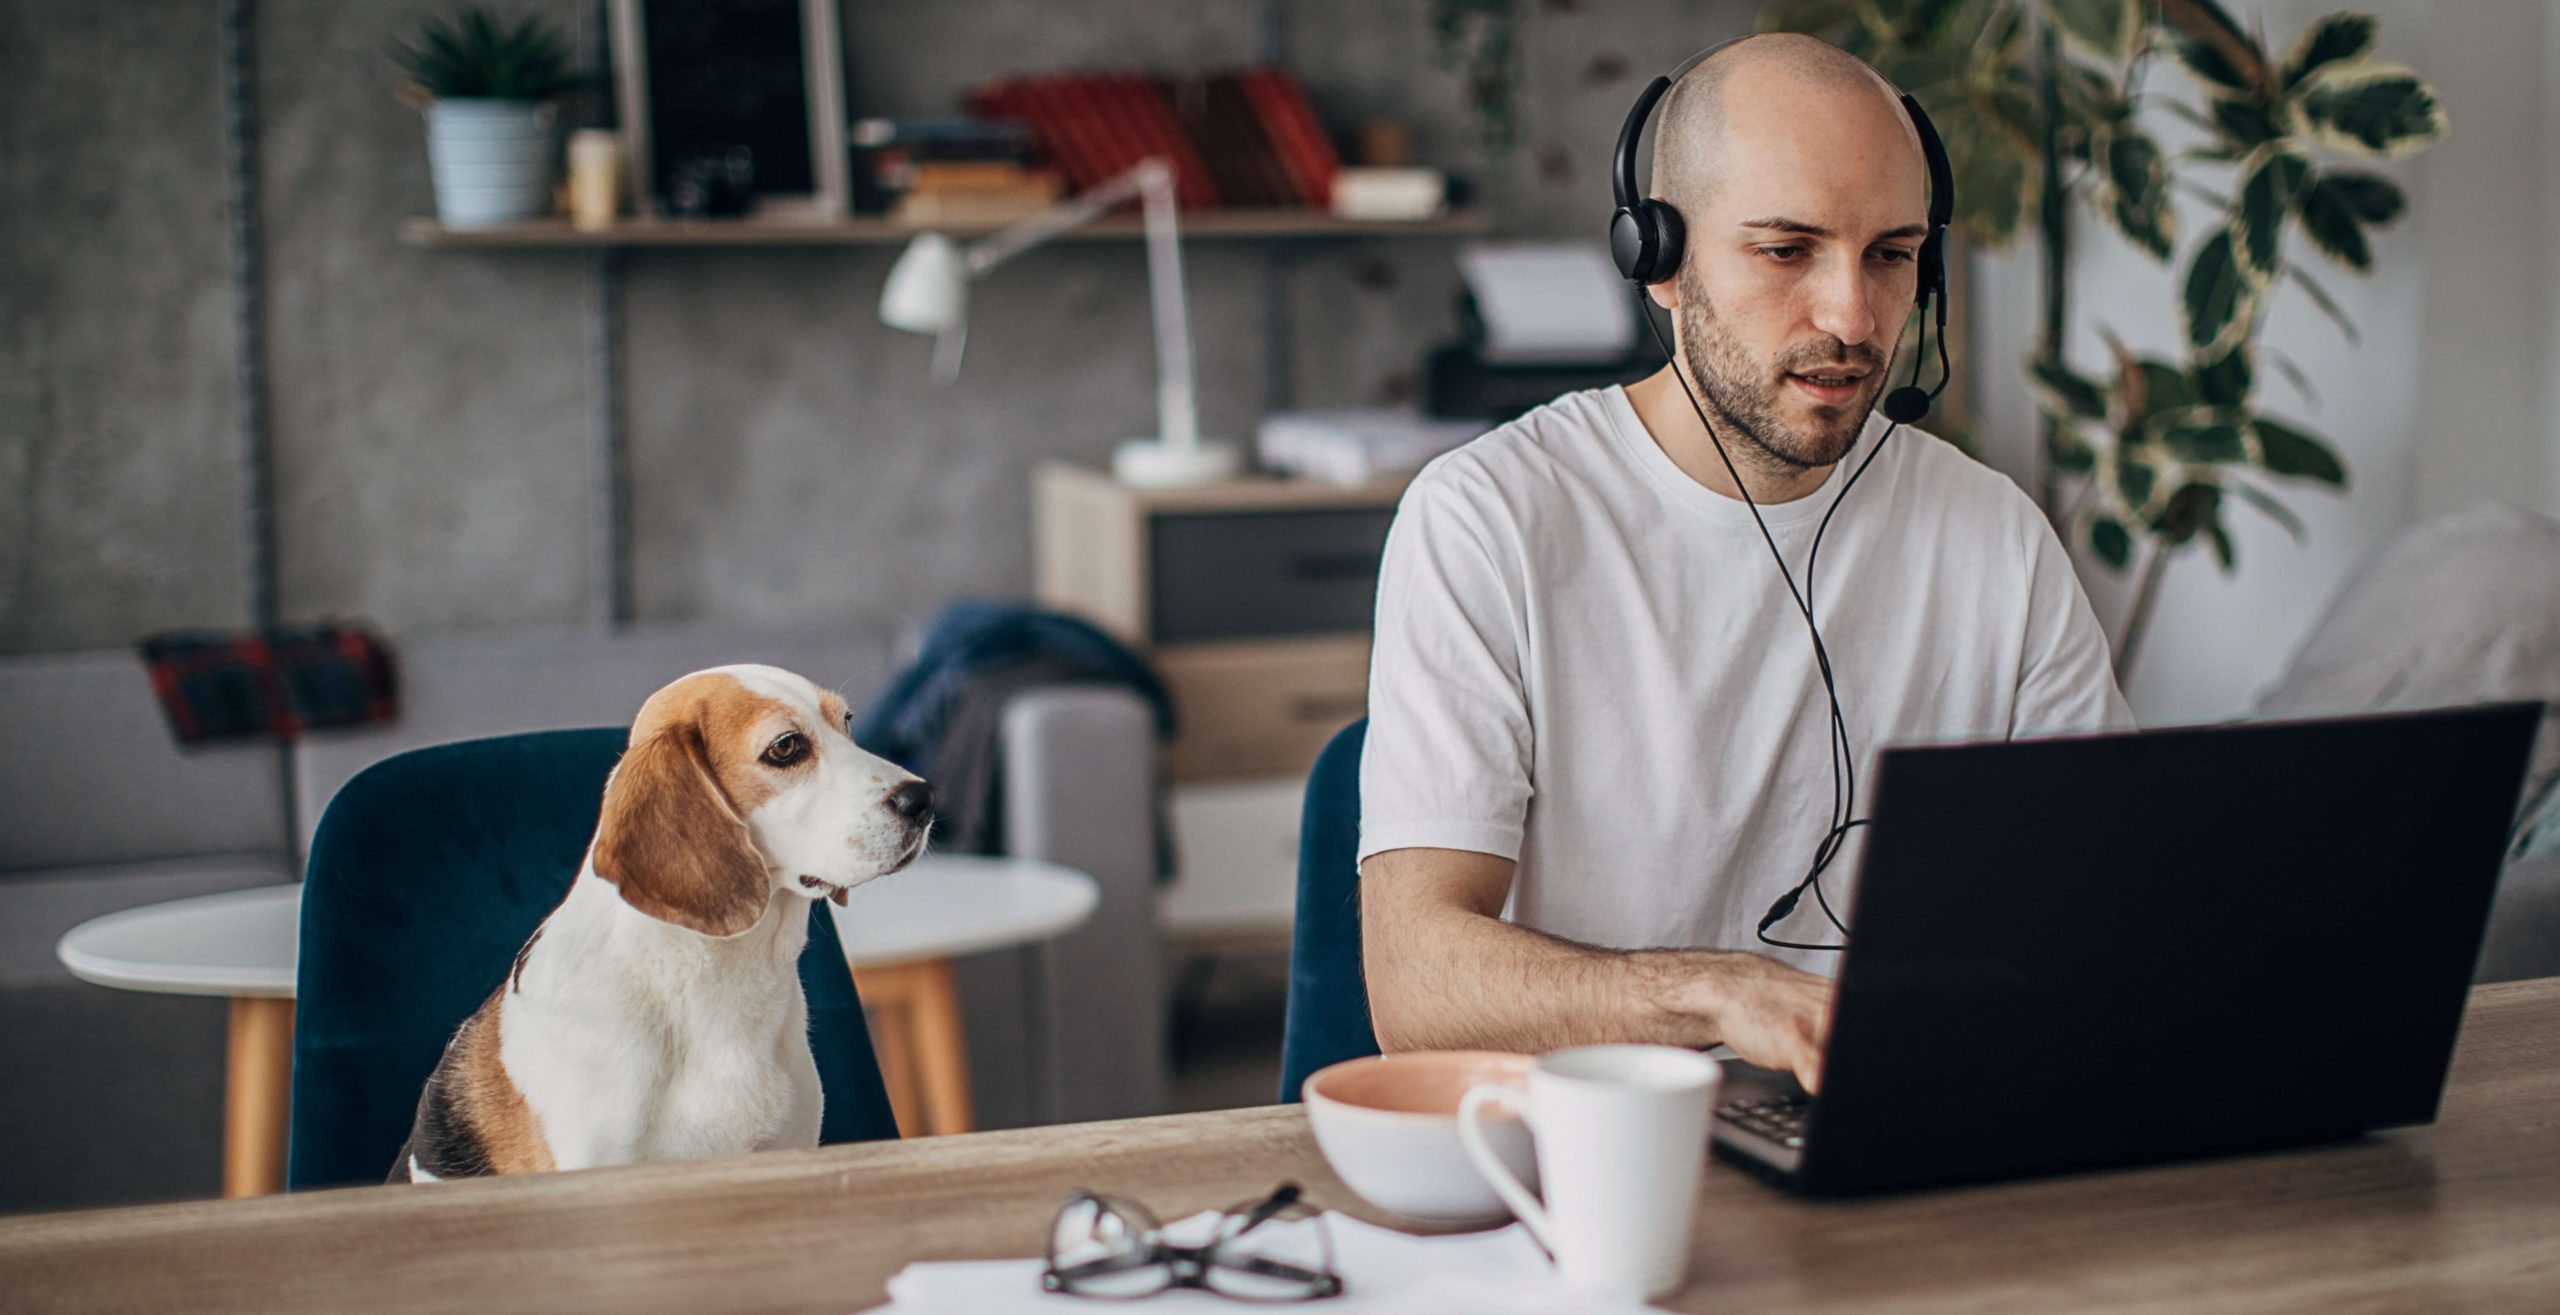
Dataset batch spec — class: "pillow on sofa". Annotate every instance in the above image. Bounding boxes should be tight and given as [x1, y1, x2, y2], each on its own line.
[2254, 501, 2560, 840]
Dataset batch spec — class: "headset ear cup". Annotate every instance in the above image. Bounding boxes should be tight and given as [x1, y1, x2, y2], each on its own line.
[1609, 206, 1656, 283]
[1646, 200, 1686, 287]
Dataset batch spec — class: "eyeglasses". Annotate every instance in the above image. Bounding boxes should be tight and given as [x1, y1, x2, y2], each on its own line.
[1041, 1181, 1346, 1302]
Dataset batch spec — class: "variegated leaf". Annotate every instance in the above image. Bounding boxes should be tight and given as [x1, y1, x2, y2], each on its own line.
[2233, 147, 2311, 279]
[2182, 227, 2260, 354]
[2297, 62, 2447, 159]
[2280, 12, 2378, 92]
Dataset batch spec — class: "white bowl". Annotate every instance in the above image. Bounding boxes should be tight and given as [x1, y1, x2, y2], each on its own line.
[1303, 1050, 1539, 1226]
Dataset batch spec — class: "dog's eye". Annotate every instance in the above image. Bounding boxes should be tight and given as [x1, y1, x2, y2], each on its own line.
[763, 733, 808, 767]
[841, 710, 856, 737]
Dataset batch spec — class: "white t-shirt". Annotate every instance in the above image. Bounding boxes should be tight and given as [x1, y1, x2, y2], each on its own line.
[1358, 385, 2133, 974]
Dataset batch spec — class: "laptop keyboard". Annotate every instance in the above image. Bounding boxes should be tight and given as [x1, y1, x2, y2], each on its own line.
[1719, 1095, 1811, 1148]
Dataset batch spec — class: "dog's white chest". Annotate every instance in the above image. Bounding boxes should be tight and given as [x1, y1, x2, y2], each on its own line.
[503, 888, 824, 1171]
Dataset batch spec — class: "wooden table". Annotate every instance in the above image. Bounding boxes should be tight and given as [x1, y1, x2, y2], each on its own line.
[7, 978, 2556, 1314]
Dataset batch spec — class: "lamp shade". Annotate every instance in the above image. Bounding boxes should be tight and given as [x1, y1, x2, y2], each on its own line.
[879, 232, 967, 335]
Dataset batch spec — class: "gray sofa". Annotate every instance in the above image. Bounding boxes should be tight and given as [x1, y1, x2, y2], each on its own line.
[0, 651, 297, 1214]
[1, 623, 1164, 1213]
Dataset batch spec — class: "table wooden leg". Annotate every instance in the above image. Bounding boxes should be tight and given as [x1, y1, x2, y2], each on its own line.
[862, 971, 924, 1140]
[905, 958, 976, 1137]
[224, 997, 293, 1198]
[856, 958, 976, 1138]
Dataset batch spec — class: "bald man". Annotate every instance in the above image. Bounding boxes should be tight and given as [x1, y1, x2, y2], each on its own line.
[1358, 36, 2131, 1091]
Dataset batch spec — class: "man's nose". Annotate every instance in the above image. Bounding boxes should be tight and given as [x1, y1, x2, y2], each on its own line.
[887, 779, 938, 826]
[1807, 258, 1880, 347]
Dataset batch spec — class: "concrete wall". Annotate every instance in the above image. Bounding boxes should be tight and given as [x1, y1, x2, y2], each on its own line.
[2, 0, 1761, 655]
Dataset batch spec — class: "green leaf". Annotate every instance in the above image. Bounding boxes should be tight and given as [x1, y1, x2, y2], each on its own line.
[2297, 63, 2448, 159]
[2174, 35, 2256, 93]
[2192, 344, 2254, 408]
[2050, 0, 2141, 62]
[2280, 12, 2379, 92]
[1939, 104, 2039, 244]
[2312, 169, 2406, 224]
[2101, 131, 2176, 259]
[2089, 514, 2135, 570]
[2029, 354, 2109, 421]
[2206, 521, 2238, 570]
[2252, 416, 2349, 485]
[2229, 478, 2308, 540]
[2112, 447, 2161, 514]
[2295, 176, 2376, 272]
[2155, 482, 2223, 544]
[2046, 427, 2098, 474]
[2182, 227, 2259, 355]
[2209, 95, 2284, 148]
[2157, 417, 2249, 463]
[2135, 359, 2198, 422]
[2234, 148, 2312, 279]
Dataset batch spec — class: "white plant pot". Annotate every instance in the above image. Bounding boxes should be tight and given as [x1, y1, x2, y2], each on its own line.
[425, 99, 555, 228]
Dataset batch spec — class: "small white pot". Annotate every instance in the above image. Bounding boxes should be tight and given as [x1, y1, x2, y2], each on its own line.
[425, 99, 555, 227]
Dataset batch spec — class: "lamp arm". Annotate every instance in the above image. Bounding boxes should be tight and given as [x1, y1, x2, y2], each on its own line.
[958, 159, 1201, 453]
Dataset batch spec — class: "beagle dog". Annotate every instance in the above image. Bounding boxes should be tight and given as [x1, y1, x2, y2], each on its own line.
[392, 664, 935, 1182]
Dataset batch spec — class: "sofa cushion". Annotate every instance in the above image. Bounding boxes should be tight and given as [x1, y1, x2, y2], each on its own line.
[2254, 502, 2560, 818]
[291, 622, 892, 857]
[0, 651, 290, 872]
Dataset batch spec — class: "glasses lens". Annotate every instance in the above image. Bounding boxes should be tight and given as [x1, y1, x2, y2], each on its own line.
[1048, 1193, 1170, 1298]
[1204, 1198, 1340, 1301]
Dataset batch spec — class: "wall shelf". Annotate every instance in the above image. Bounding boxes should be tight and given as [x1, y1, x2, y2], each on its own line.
[398, 208, 1491, 249]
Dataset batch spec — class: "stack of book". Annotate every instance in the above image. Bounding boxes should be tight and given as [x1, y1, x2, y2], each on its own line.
[965, 67, 1341, 211]
[852, 116, 1064, 223]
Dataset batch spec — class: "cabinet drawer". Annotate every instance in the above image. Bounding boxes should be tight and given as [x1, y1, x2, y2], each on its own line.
[1159, 638, 1371, 781]
[1148, 508, 1394, 644]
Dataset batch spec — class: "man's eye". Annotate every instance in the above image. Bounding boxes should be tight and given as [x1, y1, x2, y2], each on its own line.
[763, 733, 808, 766]
[1874, 248, 1916, 264]
[1756, 245, 1806, 262]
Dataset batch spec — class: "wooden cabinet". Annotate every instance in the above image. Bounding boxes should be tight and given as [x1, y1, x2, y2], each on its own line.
[1034, 462, 1410, 781]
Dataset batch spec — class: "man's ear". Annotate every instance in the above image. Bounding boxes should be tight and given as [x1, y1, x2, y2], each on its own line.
[592, 724, 770, 937]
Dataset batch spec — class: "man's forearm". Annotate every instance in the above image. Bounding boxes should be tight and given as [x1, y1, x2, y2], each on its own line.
[1364, 896, 1755, 1054]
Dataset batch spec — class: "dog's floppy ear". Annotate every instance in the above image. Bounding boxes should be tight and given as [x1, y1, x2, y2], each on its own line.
[592, 723, 770, 937]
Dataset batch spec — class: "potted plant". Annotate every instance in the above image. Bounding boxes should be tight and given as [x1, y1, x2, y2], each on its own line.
[1761, 1, 2445, 677]
[392, 6, 585, 228]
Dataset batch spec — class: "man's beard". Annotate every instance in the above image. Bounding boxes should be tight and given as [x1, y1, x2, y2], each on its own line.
[1673, 273, 1887, 477]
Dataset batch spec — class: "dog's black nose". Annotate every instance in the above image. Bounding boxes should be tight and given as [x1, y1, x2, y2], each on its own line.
[888, 780, 937, 825]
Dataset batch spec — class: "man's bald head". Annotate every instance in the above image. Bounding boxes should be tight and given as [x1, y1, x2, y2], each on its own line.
[1651, 34, 1924, 218]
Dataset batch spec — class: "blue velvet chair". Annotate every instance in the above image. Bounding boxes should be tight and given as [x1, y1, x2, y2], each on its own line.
[288, 728, 898, 1189]
[1279, 719, 1380, 1101]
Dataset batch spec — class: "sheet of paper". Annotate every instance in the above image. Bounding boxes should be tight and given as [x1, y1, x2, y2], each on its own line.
[1457, 241, 1635, 365]
[860, 1209, 1664, 1315]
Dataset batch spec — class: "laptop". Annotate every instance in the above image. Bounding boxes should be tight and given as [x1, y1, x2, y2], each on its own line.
[1710, 701, 2545, 1197]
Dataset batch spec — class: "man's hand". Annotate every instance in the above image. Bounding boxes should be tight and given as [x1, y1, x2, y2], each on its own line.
[1683, 955, 1834, 1093]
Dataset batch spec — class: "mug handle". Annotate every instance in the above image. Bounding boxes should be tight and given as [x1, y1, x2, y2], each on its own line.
[1457, 1083, 1555, 1255]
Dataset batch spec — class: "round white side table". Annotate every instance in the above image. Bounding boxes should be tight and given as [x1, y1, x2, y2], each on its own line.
[56, 853, 1099, 1196]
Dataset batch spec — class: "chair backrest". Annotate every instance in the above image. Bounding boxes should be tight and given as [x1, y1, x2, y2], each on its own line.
[288, 728, 896, 1188]
[1280, 719, 1378, 1101]
[0, 649, 289, 873]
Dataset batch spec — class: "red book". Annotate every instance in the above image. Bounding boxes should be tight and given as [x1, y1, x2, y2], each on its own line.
[1119, 73, 1222, 208]
[1242, 67, 1341, 208]
[1029, 76, 1111, 192]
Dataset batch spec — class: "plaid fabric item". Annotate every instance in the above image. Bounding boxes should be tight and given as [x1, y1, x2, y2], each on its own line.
[138, 623, 398, 745]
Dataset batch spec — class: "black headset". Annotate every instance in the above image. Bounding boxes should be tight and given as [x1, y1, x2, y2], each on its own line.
[1606, 41, 1956, 951]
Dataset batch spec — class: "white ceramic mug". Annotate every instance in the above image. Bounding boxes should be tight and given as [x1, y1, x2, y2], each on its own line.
[1457, 1044, 1721, 1300]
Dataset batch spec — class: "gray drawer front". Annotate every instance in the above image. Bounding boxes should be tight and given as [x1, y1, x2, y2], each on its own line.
[1150, 508, 1394, 643]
